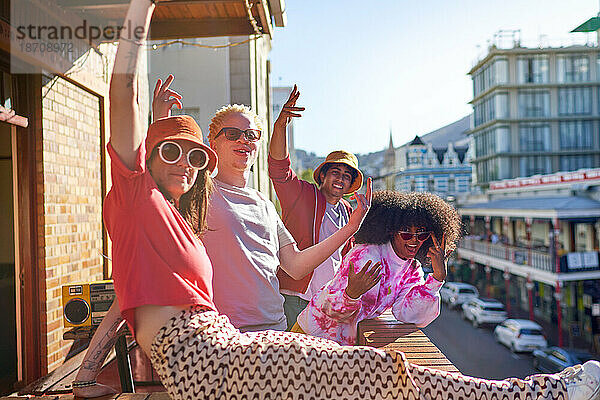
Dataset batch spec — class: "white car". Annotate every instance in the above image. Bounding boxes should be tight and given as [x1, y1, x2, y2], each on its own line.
[461, 297, 507, 328]
[440, 282, 479, 309]
[494, 319, 548, 352]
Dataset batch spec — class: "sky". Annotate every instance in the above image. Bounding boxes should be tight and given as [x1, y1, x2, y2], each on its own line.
[269, 0, 599, 156]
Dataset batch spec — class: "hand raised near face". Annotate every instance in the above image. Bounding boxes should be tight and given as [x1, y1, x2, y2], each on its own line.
[152, 74, 183, 122]
[347, 177, 372, 231]
[428, 233, 447, 282]
[273, 84, 305, 130]
[345, 260, 383, 299]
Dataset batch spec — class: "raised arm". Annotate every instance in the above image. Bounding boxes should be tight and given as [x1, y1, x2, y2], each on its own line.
[109, 0, 155, 170]
[279, 178, 372, 279]
[269, 85, 304, 160]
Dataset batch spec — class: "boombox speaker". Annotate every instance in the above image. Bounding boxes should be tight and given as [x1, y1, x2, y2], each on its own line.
[62, 280, 115, 328]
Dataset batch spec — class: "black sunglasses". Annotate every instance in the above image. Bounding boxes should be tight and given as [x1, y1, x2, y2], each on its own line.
[215, 127, 262, 142]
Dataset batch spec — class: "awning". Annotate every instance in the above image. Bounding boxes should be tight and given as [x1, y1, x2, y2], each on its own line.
[459, 196, 600, 219]
[572, 16, 600, 33]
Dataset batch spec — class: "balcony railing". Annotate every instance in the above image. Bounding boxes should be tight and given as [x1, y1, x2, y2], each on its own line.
[459, 237, 554, 272]
[459, 238, 600, 274]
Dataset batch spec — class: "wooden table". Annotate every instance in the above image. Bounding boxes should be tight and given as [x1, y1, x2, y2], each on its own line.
[357, 311, 459, 373]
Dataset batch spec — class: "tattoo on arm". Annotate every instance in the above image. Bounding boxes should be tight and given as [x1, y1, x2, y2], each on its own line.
[79, 317, 124, 373]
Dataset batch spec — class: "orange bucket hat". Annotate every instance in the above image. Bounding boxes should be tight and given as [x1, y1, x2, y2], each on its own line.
[313, 150, 363, 194]
[145, 115, 218, 173]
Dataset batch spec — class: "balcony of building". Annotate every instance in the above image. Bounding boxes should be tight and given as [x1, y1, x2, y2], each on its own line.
[455, 195, 600, 347]
[458, 195, 600, 283]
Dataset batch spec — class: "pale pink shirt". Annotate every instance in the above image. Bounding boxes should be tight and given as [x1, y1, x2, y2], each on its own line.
[296, 242, 443, 345]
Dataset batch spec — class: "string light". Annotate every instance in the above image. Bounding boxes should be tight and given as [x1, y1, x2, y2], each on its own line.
[147, 35, 260, 51]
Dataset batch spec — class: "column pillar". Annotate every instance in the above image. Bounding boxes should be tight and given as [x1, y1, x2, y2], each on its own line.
[503, 216, 510, 260]
[555, 282, 564, 347]
[526, 276, 534, 321]
[526, 217, 532, 266]
[485, 265, 491, 297]
[470, 215, 475, 250]
[553, 218, 563, 347]
[503, 269, 511, 316]
[485, 215, 491, 255]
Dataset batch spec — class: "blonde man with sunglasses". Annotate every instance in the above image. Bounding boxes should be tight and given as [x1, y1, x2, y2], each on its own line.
[200, 103, 373, 332]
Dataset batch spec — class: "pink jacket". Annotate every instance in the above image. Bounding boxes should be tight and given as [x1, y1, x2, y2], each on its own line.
[268, 155, 353, 293]
[296, 243, 443, 345]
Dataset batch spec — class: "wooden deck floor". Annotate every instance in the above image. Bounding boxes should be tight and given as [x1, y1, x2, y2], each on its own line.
[3, 312, 457, 399]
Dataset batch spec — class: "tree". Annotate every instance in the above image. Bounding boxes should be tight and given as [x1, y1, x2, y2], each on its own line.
[300, 168, 316, 185]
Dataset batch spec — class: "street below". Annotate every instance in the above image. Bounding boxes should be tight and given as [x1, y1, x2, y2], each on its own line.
[422, 304, 539, 380]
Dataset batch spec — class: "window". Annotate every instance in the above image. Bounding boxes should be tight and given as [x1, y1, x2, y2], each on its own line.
[495, 93, 509, 119]
[559, 121, 593, 149]
[475, 129, 496, 158]
[518, 91, 549, 117]
[520, 156, 551, 176]
[495, 58, 509, 85]
[519, 124, 550, 151]
[559, 87, 591, 115]
[560, 155, 594, 171]
[473, 57, 508, 96]
[517, 56, 549, 83]
[474, 94, 506, 126]
[496, 127, 510, 152]
[558, 55, 590, 83]
[476, 158, 500, 183]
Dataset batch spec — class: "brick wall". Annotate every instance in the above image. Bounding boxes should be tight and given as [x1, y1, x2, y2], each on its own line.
[40, 76, 104, 371]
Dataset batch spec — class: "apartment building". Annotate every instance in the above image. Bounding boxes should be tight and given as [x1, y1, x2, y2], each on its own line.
[468, 31, 600, 187]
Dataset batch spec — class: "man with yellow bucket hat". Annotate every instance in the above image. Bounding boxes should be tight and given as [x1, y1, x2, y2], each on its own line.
[268, 85, 364, 329]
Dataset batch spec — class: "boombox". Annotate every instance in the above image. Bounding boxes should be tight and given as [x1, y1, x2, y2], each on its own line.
[62, 280, 116, 328]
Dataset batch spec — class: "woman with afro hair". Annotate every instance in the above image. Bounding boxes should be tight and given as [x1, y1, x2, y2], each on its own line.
[291, 190, 462, 345]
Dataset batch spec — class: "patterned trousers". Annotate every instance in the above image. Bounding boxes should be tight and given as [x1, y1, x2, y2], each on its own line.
[150, 306, 567, 400]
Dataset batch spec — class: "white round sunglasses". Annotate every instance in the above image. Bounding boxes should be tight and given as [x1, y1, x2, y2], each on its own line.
[158, 141, 209, 170]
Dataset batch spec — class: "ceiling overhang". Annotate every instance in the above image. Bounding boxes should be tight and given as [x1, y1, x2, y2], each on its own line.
[56, 0, 278, 39]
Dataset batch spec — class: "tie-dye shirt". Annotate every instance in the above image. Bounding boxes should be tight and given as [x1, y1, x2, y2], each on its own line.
[296, 242, 443, 345]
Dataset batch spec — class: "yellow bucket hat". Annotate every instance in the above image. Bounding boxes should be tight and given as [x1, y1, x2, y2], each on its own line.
[313, 150, 363, 194]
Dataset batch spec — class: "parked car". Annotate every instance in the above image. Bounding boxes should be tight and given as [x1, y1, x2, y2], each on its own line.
[532, 346, 596, 373]
[461, 297, 507, 328]
[440, 282, 479, 309]
[494, 319, 547, 352]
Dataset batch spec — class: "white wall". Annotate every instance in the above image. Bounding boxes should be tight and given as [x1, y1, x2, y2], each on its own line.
[148, 37, 231, 136]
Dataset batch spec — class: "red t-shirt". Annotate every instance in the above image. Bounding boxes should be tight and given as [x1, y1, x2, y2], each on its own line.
[103, 142, 216, 336]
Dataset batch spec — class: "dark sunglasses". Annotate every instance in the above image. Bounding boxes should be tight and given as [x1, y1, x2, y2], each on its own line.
[215, 127, 262, 142]
[398, 231, 431, 241]
[158, 141, 209, 170]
